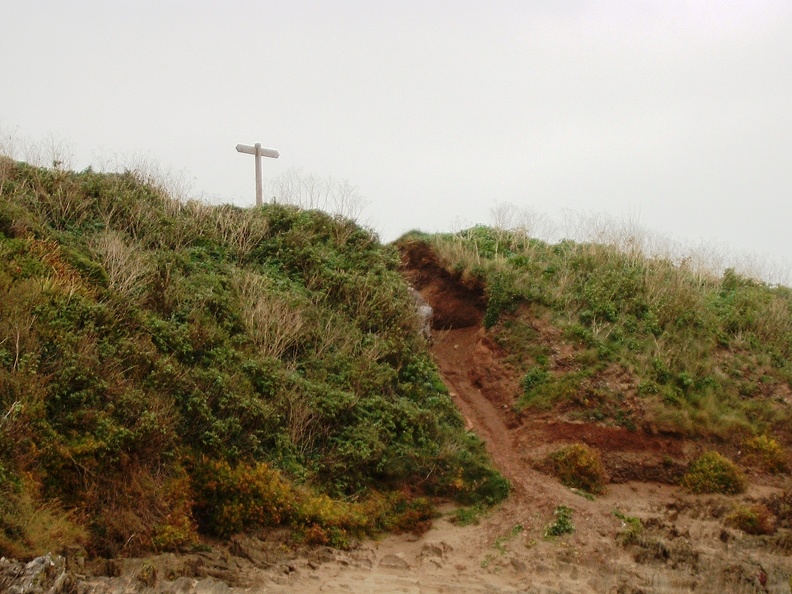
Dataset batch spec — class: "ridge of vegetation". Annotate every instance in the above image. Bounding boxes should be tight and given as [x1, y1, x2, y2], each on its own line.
[0, 157, 508, 558]
[398, 226, 792, 444]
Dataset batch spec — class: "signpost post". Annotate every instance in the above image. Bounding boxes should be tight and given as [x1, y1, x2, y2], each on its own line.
[236, 143, 279, 206]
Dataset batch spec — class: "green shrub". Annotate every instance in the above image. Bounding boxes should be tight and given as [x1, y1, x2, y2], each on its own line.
[452, 505, 485, 526]
[522, 367, 549, 393]
[681, 451, 746, 494]
[546, 443, 607, 495]
[484, 271, 518, 328]
[544, 505, 574, 538]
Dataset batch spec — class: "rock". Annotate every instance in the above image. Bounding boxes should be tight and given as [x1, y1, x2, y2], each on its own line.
[311, 547, 336, 564]
[418, 542, 452, 560]
[510, 558, 527, 573]
[379, 554, 410, 570]
[194, 576, 232, 594]
[228, 534, 272, 569]
[0, 553, 76, 594]
[428, 559, 443, 569]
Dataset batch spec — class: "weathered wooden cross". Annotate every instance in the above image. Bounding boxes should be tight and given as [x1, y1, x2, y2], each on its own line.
[236, 142, 280, 206]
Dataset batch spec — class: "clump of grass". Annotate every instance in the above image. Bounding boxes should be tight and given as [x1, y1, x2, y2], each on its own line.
[613, 510, 642, 545]
[452, 505, 485, 526]
[546, 443, 608, 495]
[725, 504, 776, 535]
[494, 523, 524, 553]
[544, 505, 574, 538]
[744, 435, 788, 474]
[681, 451, 747, 495]
[0, 478, 88, 559]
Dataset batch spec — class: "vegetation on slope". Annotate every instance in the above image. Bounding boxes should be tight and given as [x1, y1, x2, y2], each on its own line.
[0, 158, 508, 558]
[399, 226, 792, 441]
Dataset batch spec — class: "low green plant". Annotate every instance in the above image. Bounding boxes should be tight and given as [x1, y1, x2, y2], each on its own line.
[522, 367, 549, 393]
[544, 505, 574, 538]
[613, 510, 642, 545]
[494, 523, 524, 553]
[546, 443, 607, 495]
[569, 487, 595, 501]
[453, 505, 484, 526]
[681, 451, 746, 495]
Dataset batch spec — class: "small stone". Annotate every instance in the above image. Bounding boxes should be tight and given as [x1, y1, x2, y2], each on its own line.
[379, 554, 410, 570]
[420, 544, 445, 559]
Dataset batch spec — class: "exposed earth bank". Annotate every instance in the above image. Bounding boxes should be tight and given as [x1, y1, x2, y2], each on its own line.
[4, 250, 792, 593]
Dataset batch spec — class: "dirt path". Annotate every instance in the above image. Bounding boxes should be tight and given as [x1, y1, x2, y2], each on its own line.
[431, 326, 526, 484]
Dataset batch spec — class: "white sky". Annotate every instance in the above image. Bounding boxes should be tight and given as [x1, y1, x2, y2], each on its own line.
[2, 1, 791, 280]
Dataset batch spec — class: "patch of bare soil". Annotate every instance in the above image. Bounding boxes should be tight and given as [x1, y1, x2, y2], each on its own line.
[54, 248, 792, 593]
[399, 238, 485, 329]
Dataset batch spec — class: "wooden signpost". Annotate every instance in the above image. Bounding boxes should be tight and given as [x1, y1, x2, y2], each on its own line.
[236, 143, 279, 206]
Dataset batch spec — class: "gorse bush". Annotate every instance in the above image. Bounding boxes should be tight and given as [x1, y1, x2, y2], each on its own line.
[744, 435, 788, 474]
[681, 451, 746, 495]
[546, 443, 608, 495]
[0, 157, 508, 557]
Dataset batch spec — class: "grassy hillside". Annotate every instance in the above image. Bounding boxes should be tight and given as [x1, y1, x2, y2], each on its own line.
[400, 226, 792, 442]
[0, 158, 508, 558]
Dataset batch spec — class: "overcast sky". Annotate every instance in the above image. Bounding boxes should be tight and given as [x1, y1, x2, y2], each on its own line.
[3, 1, 791, 280]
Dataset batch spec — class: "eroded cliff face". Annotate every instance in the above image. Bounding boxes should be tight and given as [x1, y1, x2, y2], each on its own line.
[398, 238, 485, 329]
